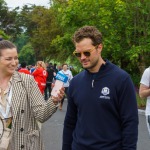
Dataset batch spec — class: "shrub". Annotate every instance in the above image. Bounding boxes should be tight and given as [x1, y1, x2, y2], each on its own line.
[136, 93, 146, 109]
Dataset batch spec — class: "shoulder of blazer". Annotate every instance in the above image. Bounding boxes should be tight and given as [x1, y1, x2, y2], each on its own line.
[14, 72, 34, 91]
[13, 71, 32, 81]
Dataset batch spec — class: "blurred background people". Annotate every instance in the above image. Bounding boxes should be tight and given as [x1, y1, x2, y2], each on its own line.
[18, 61, 30, 74]
[44, 63, 56, 100]
[53, 63, 58, 73]
[30, 64, 36, 74]
[32, 61, 48, 95]
[58, 64, 73, 110]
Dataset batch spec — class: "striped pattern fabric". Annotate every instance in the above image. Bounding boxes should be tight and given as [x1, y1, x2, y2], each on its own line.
[9, 71, 57, 150]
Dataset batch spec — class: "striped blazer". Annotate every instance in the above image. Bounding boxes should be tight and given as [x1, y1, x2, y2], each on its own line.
[9, 71, 57, 150]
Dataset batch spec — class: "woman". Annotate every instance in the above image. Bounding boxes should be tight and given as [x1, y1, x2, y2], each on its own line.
[32, 61, 48, 95]
[58, 64, 73, 110]
[0, 40, 64, 150]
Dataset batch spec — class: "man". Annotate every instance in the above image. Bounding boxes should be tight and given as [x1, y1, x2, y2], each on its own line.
[18, 61, 30, 74]
[62, 26, 138, 150]
[44, 63, 56, 100]
[139, 67, 150, 136]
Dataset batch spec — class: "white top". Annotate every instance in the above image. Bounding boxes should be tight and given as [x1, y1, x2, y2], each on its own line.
[0, 80, 12, 149]
[59, 70, 73, 87]
[140, 67, 150, 115]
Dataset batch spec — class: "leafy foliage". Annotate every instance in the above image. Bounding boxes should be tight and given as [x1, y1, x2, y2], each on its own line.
[1, 0, 150, 87]
[19, 43, 36, 65]
[0, 0, 23, 39]
[0, 30, 10, 39]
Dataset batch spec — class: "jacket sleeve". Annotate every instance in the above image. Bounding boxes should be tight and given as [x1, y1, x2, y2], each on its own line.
[118, 76, 138, 150]
[29, 76, 57, 122]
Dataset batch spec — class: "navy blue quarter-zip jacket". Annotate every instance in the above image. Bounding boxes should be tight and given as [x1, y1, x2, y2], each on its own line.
[62, 60, 138, 150]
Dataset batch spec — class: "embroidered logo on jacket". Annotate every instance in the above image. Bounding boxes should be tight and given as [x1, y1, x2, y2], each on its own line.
[99, 87, 110, 99]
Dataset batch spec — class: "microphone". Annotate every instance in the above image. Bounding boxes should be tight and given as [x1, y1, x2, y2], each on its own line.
[51, 72, 68, 97]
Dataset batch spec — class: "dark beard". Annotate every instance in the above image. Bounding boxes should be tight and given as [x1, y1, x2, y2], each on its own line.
[82, 59, 99, 71]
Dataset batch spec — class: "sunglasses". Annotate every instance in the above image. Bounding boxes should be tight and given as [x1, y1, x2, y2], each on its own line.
[73, 47, 96, 57]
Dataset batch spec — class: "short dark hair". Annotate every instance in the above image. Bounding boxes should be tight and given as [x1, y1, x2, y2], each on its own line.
[72, 26, 102, 46]
[0, 40, 16, 56]
[62, 63, 68, 67]
[21, 62, 27, 68]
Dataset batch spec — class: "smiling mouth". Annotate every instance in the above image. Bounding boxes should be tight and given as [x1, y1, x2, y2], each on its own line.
[9, 68, 16, 70]
[82, 61, 89, 64]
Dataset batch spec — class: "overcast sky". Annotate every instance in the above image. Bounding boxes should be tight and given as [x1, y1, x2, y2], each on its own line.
[5, 0, 50, 9]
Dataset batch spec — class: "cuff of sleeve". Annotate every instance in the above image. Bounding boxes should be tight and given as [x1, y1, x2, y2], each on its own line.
[51, 99, 60, 107]
[54, 102, 60, 107]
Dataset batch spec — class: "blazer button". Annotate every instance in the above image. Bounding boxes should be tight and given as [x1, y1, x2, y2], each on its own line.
[21, 145, 24, 148]
[20, 128, 24, 132]
[21, 110, 24, 113]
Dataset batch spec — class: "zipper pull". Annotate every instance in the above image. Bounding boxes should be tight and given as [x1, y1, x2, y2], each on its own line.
[92, 80, 94, 88]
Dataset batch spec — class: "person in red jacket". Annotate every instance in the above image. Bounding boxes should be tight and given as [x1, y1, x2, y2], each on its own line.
[32, 61, 48, 94]
[18, 62, 30, 74]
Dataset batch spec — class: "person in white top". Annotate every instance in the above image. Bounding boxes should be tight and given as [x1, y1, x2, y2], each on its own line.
[58, 64, 73, 110]
[139, 67, 150, 136]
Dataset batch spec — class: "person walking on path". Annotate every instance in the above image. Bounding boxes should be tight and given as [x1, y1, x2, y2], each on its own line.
[32, 61, 48, 95]
[44, 63, 56, 100]
[62, 26, 138, 150]
[139, 67, 150, 136]
[58, 64, 73, 110]
[0, 40, 64, 150]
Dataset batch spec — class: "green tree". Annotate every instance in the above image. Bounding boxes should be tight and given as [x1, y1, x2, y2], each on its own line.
[19, 43, 36, 65]
[0, 0, 23, 39]
[3, 0, 149, 79]
[19, 4, 62, 61]
[14, 33, 29, 53]
[124, 0, 150, 74]
[0, 30, 10, 40]
[50, 0, 150, 75]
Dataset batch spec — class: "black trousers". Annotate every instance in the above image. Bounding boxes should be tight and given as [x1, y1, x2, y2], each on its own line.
[44, 82, 52, 100]
[61, 87, 68, 105]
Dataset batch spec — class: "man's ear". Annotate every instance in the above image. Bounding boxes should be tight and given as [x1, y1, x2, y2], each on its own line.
[97, 44, 103, 53]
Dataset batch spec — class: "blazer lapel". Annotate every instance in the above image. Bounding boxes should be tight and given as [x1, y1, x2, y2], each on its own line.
[11, 72, 23, 126]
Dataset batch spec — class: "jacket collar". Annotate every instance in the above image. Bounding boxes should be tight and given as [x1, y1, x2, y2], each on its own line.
[12, 71, 22, 83]
[11, 71, 24, 128]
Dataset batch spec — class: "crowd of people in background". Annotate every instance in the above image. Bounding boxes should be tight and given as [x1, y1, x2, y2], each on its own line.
[17, 61, 73, 106]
